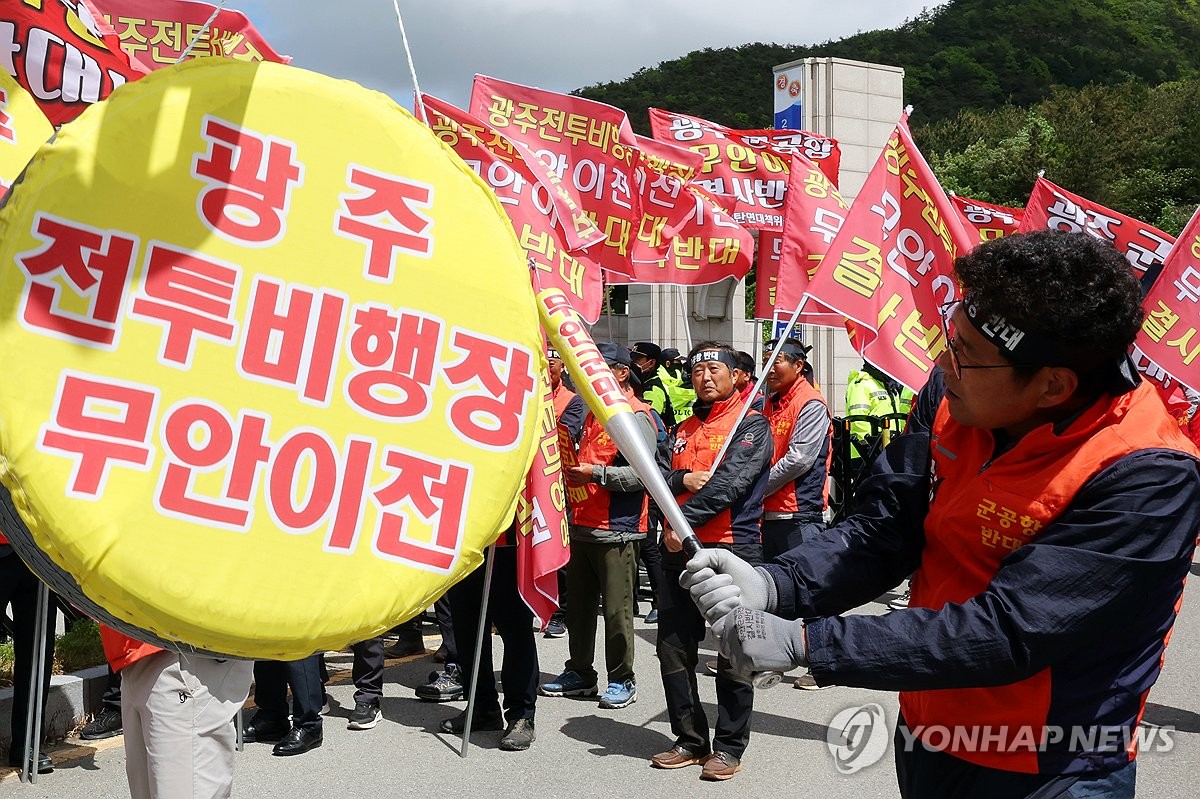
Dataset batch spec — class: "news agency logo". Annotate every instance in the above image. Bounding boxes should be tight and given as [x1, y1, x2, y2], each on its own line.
[825, 704, 1178, 776]
[826, 703, 890, 774]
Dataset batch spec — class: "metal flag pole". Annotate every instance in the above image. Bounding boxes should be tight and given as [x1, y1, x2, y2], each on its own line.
[709, 297, 808, 468]
[676, 286, 693, 352]
[21, 581, 51, 783]
[459, 544, 497, 757]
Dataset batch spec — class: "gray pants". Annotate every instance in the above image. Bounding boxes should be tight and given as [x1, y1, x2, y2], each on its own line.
[121, 650, 253, 799]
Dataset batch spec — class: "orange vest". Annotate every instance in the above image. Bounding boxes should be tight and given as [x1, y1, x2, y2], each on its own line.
[763, 378, 832, 514]
[901, 381, 1200, 772]
[671, 392, 758, 544]
[571, 388, 651, 532]
[101, 625, 164, 672]
[551, 382, 577, 420]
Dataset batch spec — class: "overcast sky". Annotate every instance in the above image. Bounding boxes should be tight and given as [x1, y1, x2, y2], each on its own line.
[233, 1, 938, 112]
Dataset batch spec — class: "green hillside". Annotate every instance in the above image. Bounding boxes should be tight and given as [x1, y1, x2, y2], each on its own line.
[574, 0, 1200, 233]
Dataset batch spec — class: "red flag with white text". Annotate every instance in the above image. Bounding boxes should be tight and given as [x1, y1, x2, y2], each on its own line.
[0, 0, 148, 126]
[1136, 206, 1200, 394]
[649, 107, 841, 232]
[514, 378, 571, 625]
[419, 93, 606, 322]
[469, 75, 640, 276]
[803, 114, 975, 391]
[81, 0, 289, 68]
[950, 194, 1023, 244]
[1018, 176, 1174, 275]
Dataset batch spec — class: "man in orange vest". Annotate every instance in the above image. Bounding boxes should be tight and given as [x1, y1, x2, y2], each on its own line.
[540, 343, 656, 710]
[759, 337, 832, 563]
[683, 231, 1200, 797]
[650, 341, 773, 782]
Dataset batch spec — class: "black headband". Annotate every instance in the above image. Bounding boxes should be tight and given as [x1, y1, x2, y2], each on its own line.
[689, 350, 740, 371]
[546, 348, 561, 361]
[962, 298, 1087, 368]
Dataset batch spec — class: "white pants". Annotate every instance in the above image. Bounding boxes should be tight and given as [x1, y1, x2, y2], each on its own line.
[120, 650, 253, 799]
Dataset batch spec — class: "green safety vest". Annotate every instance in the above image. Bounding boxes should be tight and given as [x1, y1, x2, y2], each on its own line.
[844, 370, 914, 458]
[660, 365, 695, 422]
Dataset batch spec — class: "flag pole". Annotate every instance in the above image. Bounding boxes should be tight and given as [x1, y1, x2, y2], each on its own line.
[20, 581, 51, 783]
[709, 297, 808, 468]
[676, 286, 693, 352]
[458, 544, 497, 757]
[537, 288, 781, 689]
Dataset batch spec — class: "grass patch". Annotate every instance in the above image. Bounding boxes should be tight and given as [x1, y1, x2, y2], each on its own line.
[0, 619, 107, 687]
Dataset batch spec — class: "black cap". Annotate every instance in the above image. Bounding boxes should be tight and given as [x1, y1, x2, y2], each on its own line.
[661, 347, 681, 361]
[597, 342, 631, 367]
[631, 341, 662, 362]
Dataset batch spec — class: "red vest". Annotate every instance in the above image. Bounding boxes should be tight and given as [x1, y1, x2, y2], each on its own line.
[101, 625, 164, 672]
[551, 382, 577, 420]
[763, 378, 832, 514]
[671, 392, 758, 544]
[901, 382, 1200, 772]
[571, 388, 651, 532]
[0, 531, 8, 545]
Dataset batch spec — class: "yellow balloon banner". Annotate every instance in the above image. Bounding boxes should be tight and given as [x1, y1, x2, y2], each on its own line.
[0, 69, 52, 192]
[0, 59, 543, 659]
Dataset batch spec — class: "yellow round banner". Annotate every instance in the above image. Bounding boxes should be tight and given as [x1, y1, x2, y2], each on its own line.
[0, 59, 542, 659]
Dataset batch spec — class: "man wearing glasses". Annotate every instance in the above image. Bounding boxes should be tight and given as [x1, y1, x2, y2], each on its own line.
[682, 231, 1200, 797]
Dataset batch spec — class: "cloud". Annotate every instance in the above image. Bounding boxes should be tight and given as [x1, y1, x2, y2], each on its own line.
[235, 0, 936, 111]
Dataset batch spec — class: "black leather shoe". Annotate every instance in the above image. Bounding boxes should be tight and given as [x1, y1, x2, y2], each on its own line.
[242, 716, 289, 744]
[6, 751, 53, 774]
[272, 727, 322, 756]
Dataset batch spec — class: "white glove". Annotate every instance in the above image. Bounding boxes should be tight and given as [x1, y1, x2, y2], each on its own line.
[679, 548, 775, 624]
[713, 607, 809, 675]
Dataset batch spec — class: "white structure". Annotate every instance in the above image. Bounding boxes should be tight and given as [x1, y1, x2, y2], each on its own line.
[616, 57, 905, 414]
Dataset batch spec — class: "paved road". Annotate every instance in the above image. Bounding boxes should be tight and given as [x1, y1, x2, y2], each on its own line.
[5, 558, 1199, 798]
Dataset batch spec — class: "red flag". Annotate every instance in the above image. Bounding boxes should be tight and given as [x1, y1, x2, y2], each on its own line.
[81, 0, 289, 68]
[773, 154, 850, 324]
[803, 114, 975, 391]
[514, 377, 570, 625]
[754, 231, 843, 325]
[469, 75, 640, 276]
[0, 0, 148, 126]
[419, 93, 605, 323]
[1018, 176, 1174, 275]
[1136, 206, 1200, 394]
[649, 107, 841, 232]
[949, 194, 1023, 243]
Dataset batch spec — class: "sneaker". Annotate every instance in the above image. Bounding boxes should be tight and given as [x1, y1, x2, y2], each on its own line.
[539, 670, 598, 697]
[700, 750, 742, 781]
[543, 616, 567, 638]
[598, 680, 637, 709]
[499, 718, 535, 751]
[887, 589, 911, 611]
[347, 701, 382, 730]
[80, 706, 123, 740]
[415, 664, 464, 702]
[794, 671, 831, 690]
[645, 608, 658, 625]
[440, 708, 503, 734]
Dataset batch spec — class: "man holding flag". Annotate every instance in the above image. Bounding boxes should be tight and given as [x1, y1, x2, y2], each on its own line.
[684, 231, 1200, 797]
